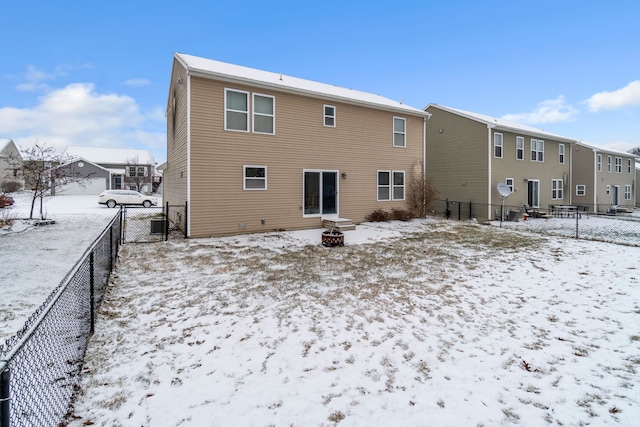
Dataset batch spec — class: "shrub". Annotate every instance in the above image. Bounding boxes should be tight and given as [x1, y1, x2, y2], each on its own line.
[407, 171, 439, 217]
[1, 180, 22, 193]
[391, 208, 413, 221]
[366, 209, 390, 222]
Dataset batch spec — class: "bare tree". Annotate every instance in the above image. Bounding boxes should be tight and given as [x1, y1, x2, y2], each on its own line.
[407, 170, 439, 218]
[125, 156, 149, 193]
[8, 142, 91, 219]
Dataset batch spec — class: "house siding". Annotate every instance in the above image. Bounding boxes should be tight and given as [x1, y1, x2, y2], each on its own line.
[572, 145, 596, 207]
[425, 107, 489, 207]
[165, 59, 189, 210]
[185, 75, 425, 238]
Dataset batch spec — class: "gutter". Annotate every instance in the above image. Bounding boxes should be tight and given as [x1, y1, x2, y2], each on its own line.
[487, 124, 495, 220]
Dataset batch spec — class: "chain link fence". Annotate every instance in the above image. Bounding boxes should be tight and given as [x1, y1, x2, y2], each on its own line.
[430, 198, 640, 246]
[122, 202, 187, 243]
[0, 213, 121, 427]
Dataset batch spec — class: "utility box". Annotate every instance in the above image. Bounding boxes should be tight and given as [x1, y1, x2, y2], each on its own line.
[507, 210, 520, 222]
[150, 218, 164, 234]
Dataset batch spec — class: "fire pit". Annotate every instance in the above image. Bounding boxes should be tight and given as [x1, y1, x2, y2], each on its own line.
[321, 229, 344, 247]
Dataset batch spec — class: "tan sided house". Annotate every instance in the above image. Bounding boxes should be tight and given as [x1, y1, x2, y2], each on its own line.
[572, 142, 636, 213]
[425, 104, 575, 220]
[164, 53, 431, 238]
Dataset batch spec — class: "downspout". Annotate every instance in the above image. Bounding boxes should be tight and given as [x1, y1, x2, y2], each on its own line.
[186, 71, 191, 238]
[423, 116, 427, 217]
[487, 125, 494, 220]
[592, 149, 597, 210]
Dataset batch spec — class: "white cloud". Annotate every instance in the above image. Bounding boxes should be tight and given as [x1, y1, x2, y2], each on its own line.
[502, 96, 578, 124]
[0, 83, 165, 157]
[585, 80, 640, 112]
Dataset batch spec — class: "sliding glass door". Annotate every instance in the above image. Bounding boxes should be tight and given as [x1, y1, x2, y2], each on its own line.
[304, 170, 337, 216]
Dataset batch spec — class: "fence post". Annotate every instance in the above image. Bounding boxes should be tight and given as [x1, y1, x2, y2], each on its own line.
[575, 209, 579, 239]
[165, 201, 169, 242]
[90, 251, 95, 334]
[0, 365, 9, 427]
[184, 201, 188, 238]
[109, 224, 113, 272]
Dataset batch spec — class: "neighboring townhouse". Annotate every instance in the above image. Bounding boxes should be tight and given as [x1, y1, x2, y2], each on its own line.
[62, 146, 157, 194]
[425, 104, 575, 220]
[50, 157, 112, 195]
[636, 164, 640, 207]
[572, 142, 636, 213]
[164, 52, 430, 238]
[0, 138, 24, 191]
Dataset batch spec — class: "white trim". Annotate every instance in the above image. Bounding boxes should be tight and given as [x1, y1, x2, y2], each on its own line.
[615, 157, 622, 173]
[516, 136, 524, 160]
[224, 88, 250, 132]
[506, 178, 514, 193]
[607, 155, 612, 173]
[559, 143, 565, 164]
[493, 132, 503, 158]
[597, 154, 602, 172]
[576, 184, 586, 196]
[530, 139, 544, 162]
[302, 169, 339, 217]
[252, 92, 275, 135]
[323, 104, 336, 127]
[377, 170, 391, 201]
[393, 116, 406, 148]
[187, 73, 192, 237]
[243, 165, 267, 190]
[392, 170, 405, 201]
[552, 178, 563, 200]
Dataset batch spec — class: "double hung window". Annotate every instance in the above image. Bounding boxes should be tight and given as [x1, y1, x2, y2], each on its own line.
[531, 139, 544, 162]
[253, 94, 275, 134]
[552, 179, 563, 200]
[625, 185, 632, 200]
[576, 185, 586, 196]
[377, 170, 405, 200]
[494, 133, 503, 158]
[393, 117, 406, 147]
[225, 89, 249, 132]
[244, 166, 267, 190]
[324, 105, 336, 127]
[615, 157, 622, 173]
[597, 154, 602, 172]
[516, 137, 524, 160]
[558, 144, 565, 164]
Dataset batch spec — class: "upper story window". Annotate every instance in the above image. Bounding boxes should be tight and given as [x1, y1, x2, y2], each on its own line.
[607, 156, 612, 173]
[253, 93, 275, 134]
[615, 157, 622, 173]
[628, 159, 633, 174]
[558, 144, 565, 164]
[493, 133, 503, 158]
[393, 117, 406, 148]
[597, 154, 602, 172]
[324, 105, 336, 127]
[137, 166, 146, 177]
[516, 136, 524, 160]
[243, 165, 267, 190]
[128, 166, 136, 177]
[531, 139, 544, 162]
[225, 89, 249, 132]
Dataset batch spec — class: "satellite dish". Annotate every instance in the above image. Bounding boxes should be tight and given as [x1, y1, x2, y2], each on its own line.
[497, 183, 512, 198]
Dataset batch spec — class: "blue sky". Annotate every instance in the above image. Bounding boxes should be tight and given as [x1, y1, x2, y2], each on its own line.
[1, 0, 639, 164]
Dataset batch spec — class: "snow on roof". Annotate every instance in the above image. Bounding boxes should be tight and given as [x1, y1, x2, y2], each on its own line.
[427, 104, 577, 143]
[575, 141, 639, 158]
[1, 138, 17, 156]
[175, 53, 430, 117]
[63, 146, 155, 165]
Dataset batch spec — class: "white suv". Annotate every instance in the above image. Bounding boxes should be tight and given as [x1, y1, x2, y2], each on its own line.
[98, 190, 157, 208]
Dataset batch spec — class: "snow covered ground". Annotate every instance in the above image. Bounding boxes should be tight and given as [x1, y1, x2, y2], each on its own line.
[65, 220, 640, 426]
[0, 192, 117, 342]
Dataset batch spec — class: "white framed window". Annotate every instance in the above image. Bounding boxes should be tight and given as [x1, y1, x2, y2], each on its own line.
[531, 139, 544, 162]
[253, 93, 275, 134]
[552, 179, 563, 200]
[323, 105, 336, 127]
[607, 156, 612, 173]
[576, 184, 586, 196]
[225, 89, 249, 132]
[625, 185, 632, 200]
[516, 136, 524, 160]
[559, 144, 565, 164]
[615, 157, 622, 173]
[392, 171, 405, 200]
[243, 165, 267, 190]
[137, 166, 146, 177]
[597, 154, 602, 172]
[606, 185, 611, 195]
[128, 166, 136, 177]
[506, 178, 514, 193]
[393, 117, 406, 148]
[628, 159, 633, 174]
[377, 170, 390, 201]
[494, 133, 503, 158]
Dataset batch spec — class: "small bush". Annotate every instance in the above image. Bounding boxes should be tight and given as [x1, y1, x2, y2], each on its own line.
[366, 209, 390, 222]
[391, 208, 413, 221]
[1, 180, 22, 193]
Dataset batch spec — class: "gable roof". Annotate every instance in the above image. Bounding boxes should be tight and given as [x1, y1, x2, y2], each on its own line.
[175, 53, 431, 117]
[63, 146, 155, 165]
[575, 141, 639, 158]
[1, 139, 21, 159]
[427, 104, 577, 143]
[57, 156, 112, 174]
